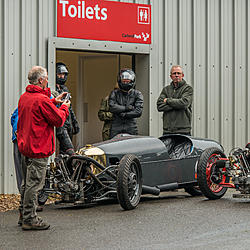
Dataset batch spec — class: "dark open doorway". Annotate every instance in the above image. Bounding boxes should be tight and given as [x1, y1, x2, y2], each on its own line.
[56, 50, 149, 150]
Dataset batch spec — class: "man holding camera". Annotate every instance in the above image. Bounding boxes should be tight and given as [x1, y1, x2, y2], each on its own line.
[55, 62, 80, 155]
[17, 66, 70, 230]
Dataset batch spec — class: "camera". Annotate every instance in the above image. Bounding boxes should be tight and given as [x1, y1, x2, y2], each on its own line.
[64, 93, 71, 101]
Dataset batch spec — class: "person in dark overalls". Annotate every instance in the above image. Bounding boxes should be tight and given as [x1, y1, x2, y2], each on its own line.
[55, 62, 80, 155]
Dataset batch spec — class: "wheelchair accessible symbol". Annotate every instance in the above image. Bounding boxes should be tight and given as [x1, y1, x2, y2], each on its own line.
[138, 7, 150, 24]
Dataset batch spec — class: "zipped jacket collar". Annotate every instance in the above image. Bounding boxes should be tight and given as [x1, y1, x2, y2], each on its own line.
[171, 79, 186, 89]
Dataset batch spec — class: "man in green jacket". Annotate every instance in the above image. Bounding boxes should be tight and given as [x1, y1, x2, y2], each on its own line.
[157, 65, 193, 135]
[98, 95, 113, 141]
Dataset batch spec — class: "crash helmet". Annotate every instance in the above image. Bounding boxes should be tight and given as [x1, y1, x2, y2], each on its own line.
[56, 62, 69, 85]
[117, 69, 136, 91]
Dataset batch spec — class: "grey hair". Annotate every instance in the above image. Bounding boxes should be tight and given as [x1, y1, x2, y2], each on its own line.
[170, 65, 184, 74]
[28, 66, 47, 84]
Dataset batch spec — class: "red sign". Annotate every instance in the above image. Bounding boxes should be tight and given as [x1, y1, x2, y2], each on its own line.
[57, 0, 151, 44]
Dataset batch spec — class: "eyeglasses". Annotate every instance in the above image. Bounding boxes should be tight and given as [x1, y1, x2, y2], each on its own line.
[171, 72, 182, 75]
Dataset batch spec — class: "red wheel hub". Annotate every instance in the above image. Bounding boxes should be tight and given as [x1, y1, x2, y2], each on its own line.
[206, 154, 224, 193]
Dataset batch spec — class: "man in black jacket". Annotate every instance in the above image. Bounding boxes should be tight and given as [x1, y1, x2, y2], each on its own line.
[55, 62, 80, 155]
[108, 69, 143, 138]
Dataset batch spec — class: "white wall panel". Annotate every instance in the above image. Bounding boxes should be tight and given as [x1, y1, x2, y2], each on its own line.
[220, 0, 234, 152]
[165, 0, 179, 70]
[1, 0, 250, 193]
[248, 1, 250, 144]
[150, 0, 164, 137]
[193, 0, 207, 137]
[3, 0, 21, 193]
[21, 0, 38, 93]
[38, 0, 56, 67]
[0, 0, 4, 193]
[1, 0, 55, 194]
[207, 0, 221, 142]
[234, 0, 247, 148]
[179, 0, 193, 84]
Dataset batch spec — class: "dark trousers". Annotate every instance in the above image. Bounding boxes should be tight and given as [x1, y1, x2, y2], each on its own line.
[13, 139, 23, 192]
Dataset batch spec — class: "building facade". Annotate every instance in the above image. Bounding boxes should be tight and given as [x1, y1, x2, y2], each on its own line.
[1, 0, 250, 193]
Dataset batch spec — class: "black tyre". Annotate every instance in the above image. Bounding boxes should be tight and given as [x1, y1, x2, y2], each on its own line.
[38, 189, 48, 206]
[184, 186, 203, 196]
[197, 147, 227, 200]
[117, 154, 142, 210]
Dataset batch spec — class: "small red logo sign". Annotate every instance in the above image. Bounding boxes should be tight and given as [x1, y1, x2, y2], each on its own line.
[138, 7, 150, 25]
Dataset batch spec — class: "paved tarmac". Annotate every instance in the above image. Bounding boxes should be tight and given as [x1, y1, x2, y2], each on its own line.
[1, 189, 250, 250]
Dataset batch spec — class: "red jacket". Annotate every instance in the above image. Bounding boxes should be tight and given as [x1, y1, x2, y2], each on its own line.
[17, 85, 69, 158]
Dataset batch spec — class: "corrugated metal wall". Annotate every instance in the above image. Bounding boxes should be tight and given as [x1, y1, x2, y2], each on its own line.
[151, 0, 250, 154]
[1, 0, 250, 193]
[0, 0, 56, 194]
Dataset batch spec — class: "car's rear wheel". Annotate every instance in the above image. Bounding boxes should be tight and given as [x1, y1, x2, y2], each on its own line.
[184, 186, 203, 196]
[117, 154, 142, 210]
[197, 147, 227, 199]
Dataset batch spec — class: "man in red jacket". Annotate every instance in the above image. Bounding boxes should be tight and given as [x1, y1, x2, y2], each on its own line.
[17, 66, 70, 230]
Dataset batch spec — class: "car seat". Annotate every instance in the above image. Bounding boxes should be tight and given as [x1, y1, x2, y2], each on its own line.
[169, 139, 192, 159]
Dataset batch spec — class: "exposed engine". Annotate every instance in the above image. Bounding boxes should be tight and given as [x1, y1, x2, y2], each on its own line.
[43, 153, 118, 204]
[211, 144, 250, 197]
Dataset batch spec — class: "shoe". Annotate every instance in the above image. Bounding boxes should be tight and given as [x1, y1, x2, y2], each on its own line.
[22, 219, 50, 230]
[37, 205, 44, 212]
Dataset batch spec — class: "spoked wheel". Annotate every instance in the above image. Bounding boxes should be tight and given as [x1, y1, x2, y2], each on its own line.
[184, 186, 203, 196]
[117, 154, 142, 210]
[38, 189, 48, 206]
[197, 147, 227, 200]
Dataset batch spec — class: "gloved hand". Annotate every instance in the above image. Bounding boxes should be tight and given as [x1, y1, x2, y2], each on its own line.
[125, 105, 134, 112]
[72, 122, 80, 135]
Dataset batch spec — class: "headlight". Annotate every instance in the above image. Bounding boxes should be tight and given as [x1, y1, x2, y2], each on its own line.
[84, 147, 105, 156]
[77, 146, 107, 174]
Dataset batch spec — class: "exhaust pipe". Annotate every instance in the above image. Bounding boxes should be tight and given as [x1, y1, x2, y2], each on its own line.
[142, 185, 160, 196]
[156, 182, 178, 191]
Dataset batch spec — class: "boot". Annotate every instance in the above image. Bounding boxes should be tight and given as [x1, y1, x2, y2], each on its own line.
[22, 217, 50, 231]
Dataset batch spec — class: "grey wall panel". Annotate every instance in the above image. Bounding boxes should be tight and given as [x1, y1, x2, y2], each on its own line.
[0, 0, 3, 193]
[38, 0, 56, 69]
[3, 0, 22, 193]
[234, 0, 247, 148]
[21, 0, 39, 93]
[165, 0, 179, 71]
[193, 0, 207, 137]
[0, 0, 55, 194]
[179, 0, 193, 81]
[149, 0, 164, 136]
[248, 1, 250, 144]
[220, 0, 234, 151]
[207, 0, 221, 142]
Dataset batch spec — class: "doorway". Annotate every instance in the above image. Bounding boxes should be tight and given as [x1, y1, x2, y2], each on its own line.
[56, 49, 149, 150]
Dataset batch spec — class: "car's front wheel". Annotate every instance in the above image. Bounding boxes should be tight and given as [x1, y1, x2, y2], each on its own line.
[117, 154, 142, 210]
[197, 147, 227, 199]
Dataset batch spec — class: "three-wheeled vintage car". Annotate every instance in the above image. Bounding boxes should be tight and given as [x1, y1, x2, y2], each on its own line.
[38, 134, 224, 210]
